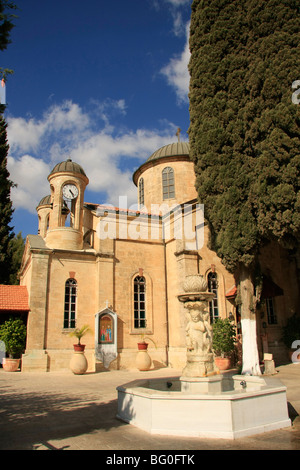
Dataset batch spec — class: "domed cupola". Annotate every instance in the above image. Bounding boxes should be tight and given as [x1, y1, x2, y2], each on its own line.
[133, 141, 197, 209]
[48, 159, 87, 177]
[45, 159, 89, 250]
[36, 195, 52, 239]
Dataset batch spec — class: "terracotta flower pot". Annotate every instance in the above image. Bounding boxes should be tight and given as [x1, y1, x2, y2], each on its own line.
[3, 358, 20, 372]
[214, 356, 231, 371]
[70, 351, 88, 375]
[73, 344, 85, 352]
[136, 343, 151, 370]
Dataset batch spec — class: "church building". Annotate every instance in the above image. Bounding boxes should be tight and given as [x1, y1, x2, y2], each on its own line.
[19, 141, 298, 372]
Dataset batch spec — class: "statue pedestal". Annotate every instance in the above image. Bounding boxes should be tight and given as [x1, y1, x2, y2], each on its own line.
[178, 278, 217, 380]
[182, 352, 219, 378]
[180, 375, 222, 394]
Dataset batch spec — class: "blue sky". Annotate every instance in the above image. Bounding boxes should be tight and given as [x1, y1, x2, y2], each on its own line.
[2, 0, 192, 238]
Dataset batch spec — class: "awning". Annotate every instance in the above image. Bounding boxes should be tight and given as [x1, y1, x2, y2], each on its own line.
[225, 285, 237, 299]
[261, 276, 283, 299]
[225, 276, 283, 300]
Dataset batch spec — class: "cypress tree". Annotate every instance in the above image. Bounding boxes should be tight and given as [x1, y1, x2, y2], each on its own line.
[0, 0, 17, 283]
[189, 0, 300, 374]
[0, 114, 14, 283]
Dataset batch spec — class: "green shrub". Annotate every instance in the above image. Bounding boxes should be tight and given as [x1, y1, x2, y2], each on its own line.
[0, 317, 27, 358]
[212, 318, 236, 358]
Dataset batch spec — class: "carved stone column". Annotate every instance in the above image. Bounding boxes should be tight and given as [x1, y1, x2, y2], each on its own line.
[178, 275, 220, 390]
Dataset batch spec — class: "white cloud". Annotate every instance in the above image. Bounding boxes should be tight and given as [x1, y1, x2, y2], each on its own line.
[7, 100, 180, 213]
[7, 117, 46, 153]
[7, 100, 91, 156]
[160, 22, 190, 104]
[8, 155, 51, 212]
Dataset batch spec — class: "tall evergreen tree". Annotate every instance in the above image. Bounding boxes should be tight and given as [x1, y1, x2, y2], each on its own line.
[189, 0, 300, 374]
[0, 115, 14, 283]
[8, 231, 25, 284]
[0, 0, 17, 283]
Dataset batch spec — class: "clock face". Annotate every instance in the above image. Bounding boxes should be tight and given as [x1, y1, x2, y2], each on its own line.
[62, 184, 79, 200]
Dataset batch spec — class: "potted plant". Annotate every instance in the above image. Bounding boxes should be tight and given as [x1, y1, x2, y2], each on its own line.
[0, 317, 27, 372]
[282, 313, 300, 362]
[137, 333, 157, 350]
[212, 318, 236, 370]
[69, 324, 91, 352]
[69, 324, 91, 375]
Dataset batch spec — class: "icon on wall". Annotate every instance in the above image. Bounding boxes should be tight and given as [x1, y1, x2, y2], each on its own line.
[99, 314, 114, 344]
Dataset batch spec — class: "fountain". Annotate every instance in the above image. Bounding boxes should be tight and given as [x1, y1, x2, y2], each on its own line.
[117, 275, 291, 439]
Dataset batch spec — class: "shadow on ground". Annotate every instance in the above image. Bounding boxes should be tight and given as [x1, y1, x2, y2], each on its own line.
[0, 383, 123, 450]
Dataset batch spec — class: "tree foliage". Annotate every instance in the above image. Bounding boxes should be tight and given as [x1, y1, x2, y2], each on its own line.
[0, 0, 17, 283]
[0, 115, 14, 283]
[8, 231, 25, 284]
[189, 0, 300, 273]
[0, 1, 16, 50]
[0, 0, 17, 82]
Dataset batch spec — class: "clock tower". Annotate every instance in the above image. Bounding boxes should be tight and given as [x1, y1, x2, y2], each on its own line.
[45, 159, 89, 250]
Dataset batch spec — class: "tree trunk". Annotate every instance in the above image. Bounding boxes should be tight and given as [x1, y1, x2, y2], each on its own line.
[239, 263, 261, 376]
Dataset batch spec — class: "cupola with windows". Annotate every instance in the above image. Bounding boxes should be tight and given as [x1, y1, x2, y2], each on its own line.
[133, 141, 197, 209]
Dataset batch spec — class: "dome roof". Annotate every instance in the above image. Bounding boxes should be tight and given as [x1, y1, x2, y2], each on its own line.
[146, 141, 190, 163]
[48, 159, 87, 177]
[37, 195, 51, 207]
[133, 141, 190, 185]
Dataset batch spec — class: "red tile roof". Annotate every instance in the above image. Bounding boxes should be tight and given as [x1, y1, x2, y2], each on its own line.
[0, 285, 29, 312]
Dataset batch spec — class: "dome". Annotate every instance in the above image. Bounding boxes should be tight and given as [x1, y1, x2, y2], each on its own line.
[48, 159, 87, 177]
[146, 141, 190, 163]
[37, 195, 51, 208]
[133, 141, 190, 185]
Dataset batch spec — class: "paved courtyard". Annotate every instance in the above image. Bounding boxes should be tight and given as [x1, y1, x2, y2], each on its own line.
[0, 363, 299, 451]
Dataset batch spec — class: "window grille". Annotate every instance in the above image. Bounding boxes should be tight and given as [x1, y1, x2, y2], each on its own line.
[208, 272, 219, 323]
[139, 178, 144, 207]
[162, 167, 175, 200]
[64, 278, 77, 328]
[134, 276, 146, 328]
[266, 297, 277, 325]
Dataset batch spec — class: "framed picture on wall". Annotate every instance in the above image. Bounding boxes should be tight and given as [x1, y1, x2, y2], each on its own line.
[99, 314, 114, 344]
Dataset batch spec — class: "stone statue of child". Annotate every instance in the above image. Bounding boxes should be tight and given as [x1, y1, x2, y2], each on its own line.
[185, 302, 212, 354]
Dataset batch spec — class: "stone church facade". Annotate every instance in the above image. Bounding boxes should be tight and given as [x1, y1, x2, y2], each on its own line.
[19, 142, 298, 372]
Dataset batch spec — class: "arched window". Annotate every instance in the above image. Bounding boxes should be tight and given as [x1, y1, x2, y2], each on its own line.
[207, 272, 219, 323]
[134, 276, 146, 328]
[162, 167, 175, 200]
[64, 278, 77, 328]
[139, 177, 144, 207]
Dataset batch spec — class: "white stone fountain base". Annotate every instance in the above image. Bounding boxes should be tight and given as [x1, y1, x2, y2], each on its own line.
[116, 374, 291, 439]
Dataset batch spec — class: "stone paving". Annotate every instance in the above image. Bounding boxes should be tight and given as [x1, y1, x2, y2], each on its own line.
[0, 363, 299, 451]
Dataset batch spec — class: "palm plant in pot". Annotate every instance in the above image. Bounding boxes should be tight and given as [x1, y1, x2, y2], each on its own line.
[212, 318, 236, 370]
[69, 324, 91, 352]
[0, 317, 27, 372]
[137, 332, 157, 350]
[69, 324, 92, 375]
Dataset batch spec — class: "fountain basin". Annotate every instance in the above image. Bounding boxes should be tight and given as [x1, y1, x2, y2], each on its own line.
[116, 374, 291, 439]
